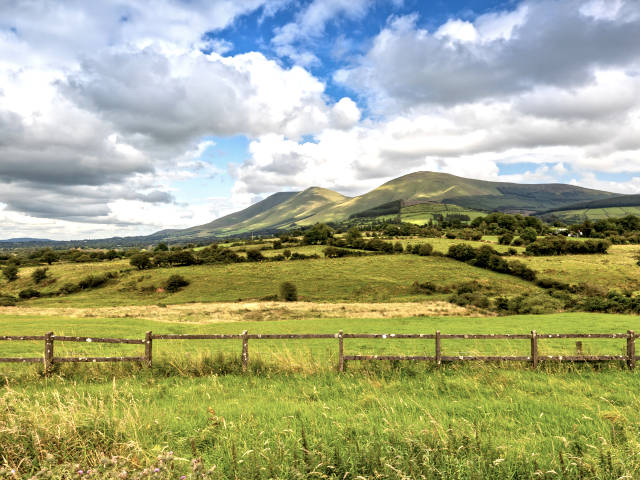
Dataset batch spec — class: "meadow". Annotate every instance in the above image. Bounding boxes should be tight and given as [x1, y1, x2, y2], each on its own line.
[2, 233, 640, 478]
[1, 314, 640, 478]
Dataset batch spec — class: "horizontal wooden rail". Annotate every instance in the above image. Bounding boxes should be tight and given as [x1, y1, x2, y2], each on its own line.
[0, 357, 42, 363]
[0, 330, 638, 375]
[344, 355, 435, 361]
[53, 336, 144, 344]
[54, 356, 146, 363]
[441, 355, 532, 362]
[0, 336, 45, 341]
[151, 334, 243, 340]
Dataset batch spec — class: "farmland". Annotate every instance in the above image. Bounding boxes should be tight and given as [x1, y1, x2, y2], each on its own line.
[2, 313, 640, 479]
[2, 226, 640, 478]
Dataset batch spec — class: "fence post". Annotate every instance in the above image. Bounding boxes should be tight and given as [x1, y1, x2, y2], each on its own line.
[44, 331, 54, 375]
[531, 330, 538, 368]
[242, 330, 249, 371]
[628, 330, 635, 370]
[338, 330, 344, 372]
[145, 331, 153, 367]
[435, 330, 441, 366]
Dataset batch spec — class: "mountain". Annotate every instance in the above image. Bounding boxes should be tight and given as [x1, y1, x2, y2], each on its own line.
[166, 187, 350, 239]
[162, 171, 615, 240]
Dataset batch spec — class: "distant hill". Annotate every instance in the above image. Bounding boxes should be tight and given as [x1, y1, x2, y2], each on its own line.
[162, 171, 615, 240]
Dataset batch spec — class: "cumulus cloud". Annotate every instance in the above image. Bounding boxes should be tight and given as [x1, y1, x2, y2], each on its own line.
[336, 0, 640, 111]
[272, 0, 373, 65]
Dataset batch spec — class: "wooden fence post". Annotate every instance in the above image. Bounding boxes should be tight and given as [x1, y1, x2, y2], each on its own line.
[531, 330, 538, 368]
[44, 331, 54, 374]
[145, 331, 153, 367]
[628, 330, 635, 370]
[242, 330, 249, 371]
[435, 330, 441, 366]
[338, 330, 344, 372]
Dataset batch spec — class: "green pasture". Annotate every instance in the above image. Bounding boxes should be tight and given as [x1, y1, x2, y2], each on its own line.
[3, 254, 541, 308]
[1, 313, 640, 478]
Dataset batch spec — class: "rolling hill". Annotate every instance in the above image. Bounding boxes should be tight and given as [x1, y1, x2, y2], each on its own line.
[162, 171, 615, 240]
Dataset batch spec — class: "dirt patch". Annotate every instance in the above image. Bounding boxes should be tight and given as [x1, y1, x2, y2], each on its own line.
[0, 301, 484, 323]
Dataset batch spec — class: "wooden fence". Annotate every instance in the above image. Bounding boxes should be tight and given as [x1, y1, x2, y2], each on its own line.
[0, 330, 637, 374]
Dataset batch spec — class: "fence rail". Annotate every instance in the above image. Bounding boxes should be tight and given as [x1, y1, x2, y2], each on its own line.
[0, 329, 637, 374]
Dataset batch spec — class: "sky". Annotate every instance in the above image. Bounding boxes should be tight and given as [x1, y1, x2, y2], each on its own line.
[1, 0, 640, 240]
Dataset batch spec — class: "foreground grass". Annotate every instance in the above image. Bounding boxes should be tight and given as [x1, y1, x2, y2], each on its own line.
[2, 363, 640, 478]
[2, 313, 640, 478]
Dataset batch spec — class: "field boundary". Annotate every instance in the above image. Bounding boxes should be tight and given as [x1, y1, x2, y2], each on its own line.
[0, 330, 637, 374]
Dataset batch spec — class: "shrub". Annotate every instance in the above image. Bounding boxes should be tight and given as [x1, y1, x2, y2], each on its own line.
[412, 281, 438, 294]
[246, 249, 266, 262]
[393, 242, 404, 253]
[77, 273, 113, 290]
[31, 267, 48, 284]
[58, 282, 80, 295]
[272, 240, 282, 250]
[130, 252, 152, 270]
[2, 264, 18, 282]
[282, 249, 292, 259]
[169, 250, 198, 266]
[165, 274, 189, 293]
[520, 227, 538, 244]
[323, 246, 363, 258]
[417, 243, 433, 256]
[498, 233, 514, 245]
[279, 281, 298, 301]
[507, 260, 537, 281]
[449, 292, 490, 309]
[19, 288, 40, 299]
[447, 244, 476, 262]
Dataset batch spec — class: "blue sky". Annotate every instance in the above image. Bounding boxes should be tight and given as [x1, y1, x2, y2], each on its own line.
[1, 0, 639, 239]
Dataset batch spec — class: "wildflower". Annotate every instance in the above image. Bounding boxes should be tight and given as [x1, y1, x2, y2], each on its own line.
[154, 468, 160, 473]
[78, 469, 84, 475]
[180, 476, 186, 480]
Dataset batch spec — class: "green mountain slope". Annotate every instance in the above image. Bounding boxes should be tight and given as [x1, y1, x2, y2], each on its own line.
[171, 187, 350, 238]
[161, 171, 616, 239]
[300, 172, 612, 224]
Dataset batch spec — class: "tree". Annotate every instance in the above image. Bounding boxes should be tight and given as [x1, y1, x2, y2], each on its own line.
[2, 264, 19, 282]
[41, 250, 58, 265]
[520, 227, 538, 244]
[154, 242, 169, 252]
[303, 223, 334, 245]
[130, 252, 152, 270]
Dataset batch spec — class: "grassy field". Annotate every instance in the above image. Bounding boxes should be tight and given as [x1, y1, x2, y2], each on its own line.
[1, 313, 640, 478]
[549, 206, 640, 222]
[400, 202, 485, 225]
[1, 254, 542, 308]
[521, 244, 640, 292]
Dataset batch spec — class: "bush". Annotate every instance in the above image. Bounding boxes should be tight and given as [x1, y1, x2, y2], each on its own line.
[498, 233, 514, 245]
[417, 243, 433, 256]
[507, 260, 537, 281]
[2, 264, 18, 282]
[31, 267, 48, 284]
[165, 274, 189, 293]
[447, 244, 476, 262]
[279, 281, 298, 301]
[58, 282, 80, 295]
[246, 249, 266, 262]
[282, 249, 291, 259]
[324, 246, 364, 258]
[449, 292, 490, 309]
[393, 242, 404, 253]
[169, 250, 198, 266]
[19, 288, 40, 299]
[130, 252, 152, 270]
[77, 273, 114, 290]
